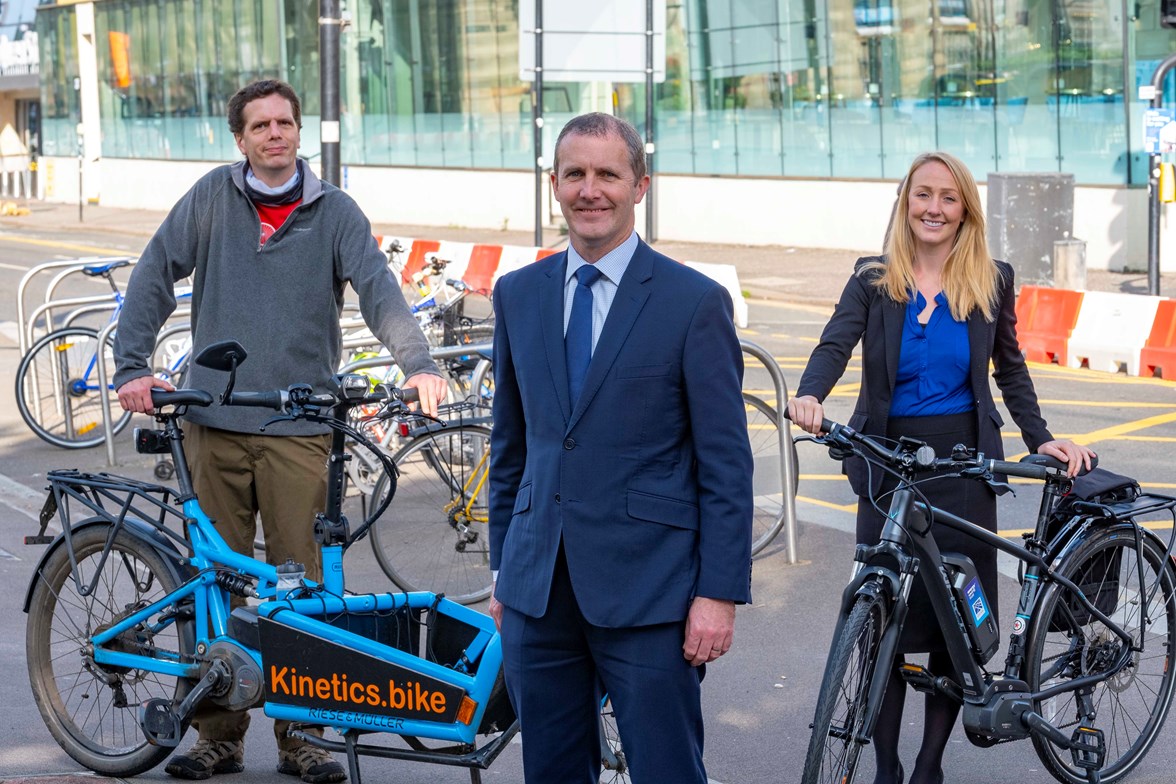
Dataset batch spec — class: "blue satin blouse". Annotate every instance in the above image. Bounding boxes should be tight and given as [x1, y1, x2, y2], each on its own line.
[890, 290, 973, 417]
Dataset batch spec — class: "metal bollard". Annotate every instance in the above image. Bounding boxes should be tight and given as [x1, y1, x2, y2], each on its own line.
[1053, 239, 1087, 291]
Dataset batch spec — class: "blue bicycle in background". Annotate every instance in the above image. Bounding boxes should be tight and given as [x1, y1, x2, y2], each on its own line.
[14, 259, 191, 449]
[22, 340, 628, 784]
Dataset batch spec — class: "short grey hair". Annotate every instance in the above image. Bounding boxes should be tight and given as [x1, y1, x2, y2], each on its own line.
[553, 113, 647, 182]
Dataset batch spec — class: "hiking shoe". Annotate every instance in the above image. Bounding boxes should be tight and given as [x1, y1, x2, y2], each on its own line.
[165, 739, 245, 780]
[277, 744, 347, 784]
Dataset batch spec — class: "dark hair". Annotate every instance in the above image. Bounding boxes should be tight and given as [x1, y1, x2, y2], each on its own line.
[227, 80, 302, 136]
[553, 113, 647, 182]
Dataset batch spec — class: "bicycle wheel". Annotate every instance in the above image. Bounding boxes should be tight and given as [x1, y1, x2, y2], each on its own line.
[16, 327, 132, 449]
[744, 393, 800, 556]
[1025, 524, 1176, 784]
[598, 697, 630, 783]
[801, 590, 890, 784]
[369, 424, 494, 604]
[26, 523, 194, 775]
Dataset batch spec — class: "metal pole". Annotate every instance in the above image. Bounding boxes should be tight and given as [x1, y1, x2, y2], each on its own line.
[739, 339, 799, 565]
[533, 1, 545, 247]
[319, 0, 342, 186]
[645, 0, 656, 243]
[77, 144, 83, 223]
[1147, 53, 1176, 296]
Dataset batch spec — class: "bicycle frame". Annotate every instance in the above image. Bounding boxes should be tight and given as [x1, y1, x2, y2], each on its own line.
[847, 474, 1161, 745]
[27, 392, 516, 759]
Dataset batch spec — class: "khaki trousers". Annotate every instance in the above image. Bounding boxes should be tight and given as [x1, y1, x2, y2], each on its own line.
[185, 423, 331, 749]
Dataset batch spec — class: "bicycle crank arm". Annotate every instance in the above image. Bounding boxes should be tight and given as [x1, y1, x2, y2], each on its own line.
[138, 659, 231, 747]
[1019, 707, 1106, 777]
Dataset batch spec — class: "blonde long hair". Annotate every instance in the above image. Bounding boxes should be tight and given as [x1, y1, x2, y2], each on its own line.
[868, 151, 999, 322]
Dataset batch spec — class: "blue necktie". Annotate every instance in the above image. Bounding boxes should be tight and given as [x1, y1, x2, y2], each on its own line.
[566, 264, 603, 405]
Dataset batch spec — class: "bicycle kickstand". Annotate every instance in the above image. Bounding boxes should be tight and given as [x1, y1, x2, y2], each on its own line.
[344, 732, 364, 784]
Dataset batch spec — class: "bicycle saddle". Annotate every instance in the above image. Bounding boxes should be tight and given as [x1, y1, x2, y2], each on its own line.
[82, 259, 132, 276]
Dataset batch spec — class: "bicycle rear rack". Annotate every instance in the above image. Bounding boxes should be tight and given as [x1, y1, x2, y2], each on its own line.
[28, 470, 191, 598]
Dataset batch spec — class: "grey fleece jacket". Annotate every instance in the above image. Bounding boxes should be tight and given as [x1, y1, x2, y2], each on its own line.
[113, 160, 440, 435]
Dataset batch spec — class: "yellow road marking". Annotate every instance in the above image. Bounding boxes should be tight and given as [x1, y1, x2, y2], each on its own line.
[1069, 410, 1176, 445]
[1026, 363, 1176, 387]
[797, 495, 857, 513]
[0, 233, 125, 256]
[1036, 399, 1176, 408]
[744, 298, 835, 316]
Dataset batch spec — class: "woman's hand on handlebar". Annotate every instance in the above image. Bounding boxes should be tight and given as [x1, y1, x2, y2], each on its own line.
[787, 395, 827, 435]
[117, 375, 176, 414]
[1036, 439, 1097, 477]
[402, 372, 448, 418]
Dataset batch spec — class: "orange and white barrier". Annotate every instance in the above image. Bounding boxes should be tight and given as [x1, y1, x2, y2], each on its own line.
[1017, 285, 1176, 378]
[377, 237, 747, 327]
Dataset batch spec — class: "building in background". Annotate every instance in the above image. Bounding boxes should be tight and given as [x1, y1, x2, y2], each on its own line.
[29, 0, 1176, 269]
[1, 0, 38, 197]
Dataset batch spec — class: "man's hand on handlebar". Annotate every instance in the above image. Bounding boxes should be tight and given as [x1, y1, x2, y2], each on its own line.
[117, 375, 176, 415]
[786, 394, 827, 435]
[1035, 439, 1097, 478]
[403, 372, 448, 418]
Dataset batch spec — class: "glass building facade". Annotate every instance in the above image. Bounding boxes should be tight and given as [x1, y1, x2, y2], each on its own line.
[35, 0, 1176, 186]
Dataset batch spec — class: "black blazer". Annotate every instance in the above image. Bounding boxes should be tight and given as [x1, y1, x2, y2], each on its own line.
[796, 257, 1053, 496]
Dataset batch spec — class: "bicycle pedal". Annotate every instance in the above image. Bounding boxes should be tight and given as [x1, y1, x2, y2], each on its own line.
[898, 663, 937, 693]
[138, 698, 182, 747]
[1070, 725, 1105, 771]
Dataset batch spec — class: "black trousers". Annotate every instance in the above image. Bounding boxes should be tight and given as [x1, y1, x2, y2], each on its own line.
[855, 411, 998, 653]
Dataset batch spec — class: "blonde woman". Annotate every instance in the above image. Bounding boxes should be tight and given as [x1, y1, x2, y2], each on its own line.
[788, 152, 1094, 784]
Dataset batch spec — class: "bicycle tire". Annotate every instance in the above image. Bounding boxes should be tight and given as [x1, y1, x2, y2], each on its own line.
[744, 393, 799, 556]
[801, 589, 890, 784]
[26, 523, 195, 775]
[1025, 523, 1176, 784]
[369, 423, 494, 604]
[16, 326, 133, 449]
[598, 697, 630, 783]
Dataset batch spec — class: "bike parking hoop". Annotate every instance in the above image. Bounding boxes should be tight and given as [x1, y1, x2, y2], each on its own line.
[99, 310, 192, 467]
[16, 256, 137, 354]
[740, 339, 800, 565]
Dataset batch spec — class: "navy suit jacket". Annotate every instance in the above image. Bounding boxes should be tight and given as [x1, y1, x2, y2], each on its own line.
[796, 257, 1053, 496]
[488, 240, 753, 628]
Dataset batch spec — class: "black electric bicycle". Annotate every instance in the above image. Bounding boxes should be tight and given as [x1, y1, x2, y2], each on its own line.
[797, 417, 1176, 784]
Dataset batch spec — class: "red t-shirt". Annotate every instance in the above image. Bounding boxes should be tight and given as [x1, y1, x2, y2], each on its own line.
[255, 200, 301, 245]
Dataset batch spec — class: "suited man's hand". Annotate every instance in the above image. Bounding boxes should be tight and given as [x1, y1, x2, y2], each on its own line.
[489, 583, 503, 631]
[683, 597, 735, 667]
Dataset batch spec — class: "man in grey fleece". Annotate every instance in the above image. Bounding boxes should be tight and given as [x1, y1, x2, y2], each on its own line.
[113, 80, 447, 784]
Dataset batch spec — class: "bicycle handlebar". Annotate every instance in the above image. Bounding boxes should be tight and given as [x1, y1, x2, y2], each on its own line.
[223, 390, 288, 410]
[149, 389, 215, 408]
[786, 410, 1096, 481]
[223, 381, 419, 413]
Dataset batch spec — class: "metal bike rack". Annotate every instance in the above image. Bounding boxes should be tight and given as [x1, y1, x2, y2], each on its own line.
[98, 309, 191, 466]
[24, 296, 118, 348]
[339, 343, 493, 388]
[16, 257, 136, 354]
[740, 339, 800, 565]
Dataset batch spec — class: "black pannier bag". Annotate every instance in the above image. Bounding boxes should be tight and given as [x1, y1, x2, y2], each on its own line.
[1047, 467, 1141, 630]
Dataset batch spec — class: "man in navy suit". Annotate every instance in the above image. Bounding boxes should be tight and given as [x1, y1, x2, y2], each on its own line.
[487, 113, 754, 783]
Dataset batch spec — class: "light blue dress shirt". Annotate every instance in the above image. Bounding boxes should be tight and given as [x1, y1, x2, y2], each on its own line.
[562, 231, 639, 353]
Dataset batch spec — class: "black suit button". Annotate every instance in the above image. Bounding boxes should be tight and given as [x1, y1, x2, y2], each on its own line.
[554, 493, 561, 503]
[563, 438, 576, 450]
